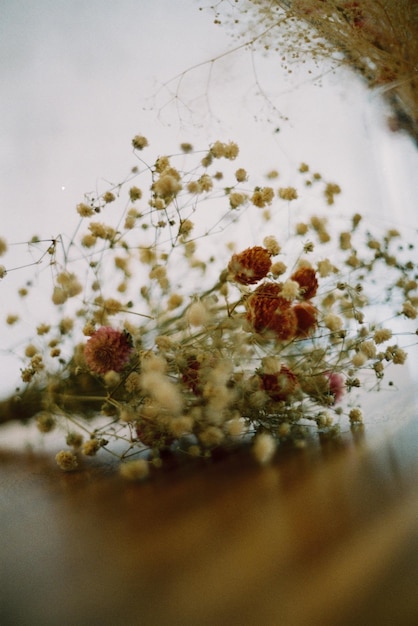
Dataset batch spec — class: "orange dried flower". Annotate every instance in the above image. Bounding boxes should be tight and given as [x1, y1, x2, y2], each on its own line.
[291, 267, 318, 299]
[260, 366, 299, 402]
[293, 301, 318, 337]
[246, 283, 297, 341]
[228, 246, 272, 285]
[84, 327, 133, 374]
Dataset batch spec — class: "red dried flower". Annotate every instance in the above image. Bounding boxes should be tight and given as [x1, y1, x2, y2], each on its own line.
[181, 355, 203, 395]
[260, 366, 299, 402]
[269, 307, 298, 341]
[293, 301, 318, 337]
[290, 267, 318, 299]
[228, 246, 272, 285]
[246, 283, 297, 341]
[84, 327, 133, 374]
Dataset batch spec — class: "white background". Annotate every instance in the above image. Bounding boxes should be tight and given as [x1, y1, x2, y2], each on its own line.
[1, 0, 417, 400]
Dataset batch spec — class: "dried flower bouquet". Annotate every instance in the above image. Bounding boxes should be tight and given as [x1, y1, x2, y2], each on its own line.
[0, 137, 416, 479]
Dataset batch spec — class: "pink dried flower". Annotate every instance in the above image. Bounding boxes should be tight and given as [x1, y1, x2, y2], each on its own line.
[325, 371, 345, 404]
[84, 327, 132, 374]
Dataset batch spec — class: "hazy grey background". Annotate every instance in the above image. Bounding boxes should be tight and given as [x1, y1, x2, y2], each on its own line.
[1, 0, 417, 394]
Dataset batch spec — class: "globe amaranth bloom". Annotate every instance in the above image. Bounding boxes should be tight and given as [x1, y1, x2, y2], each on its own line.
[181, 355, 204, 395]
[325, 371, 345, 404]
[228, 246, 272, 285]
[300, 371, 345, 406]
[292, 301, 318, 337]
[290, 267, 318, 299]
[84, 326, 133, 374]
[260, 366, 299, 402]
[246, 282, 297, 341]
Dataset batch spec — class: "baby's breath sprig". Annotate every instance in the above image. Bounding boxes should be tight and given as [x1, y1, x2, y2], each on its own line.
[211, 0, 418, 144]
[0, 136, 417, 478]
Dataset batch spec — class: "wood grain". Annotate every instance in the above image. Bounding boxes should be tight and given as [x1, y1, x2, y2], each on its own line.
[1, 416, 418, 626]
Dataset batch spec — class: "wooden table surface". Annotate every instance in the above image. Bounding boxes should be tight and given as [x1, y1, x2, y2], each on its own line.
[1, 411, 418, 626]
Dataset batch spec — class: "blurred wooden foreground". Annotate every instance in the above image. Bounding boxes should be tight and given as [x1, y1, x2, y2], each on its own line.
[1, 415, 418, 626]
